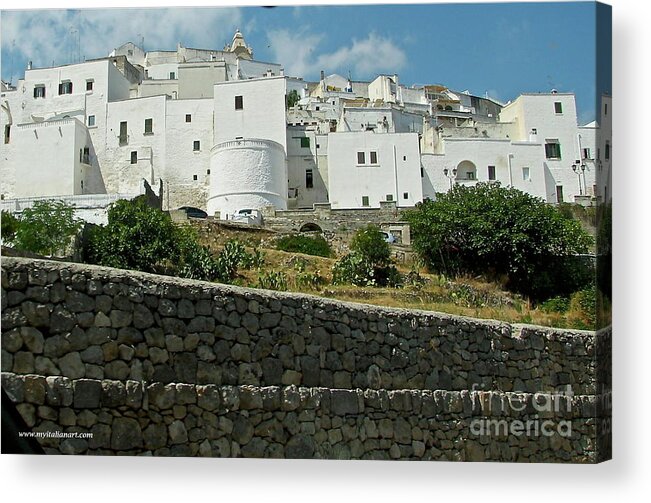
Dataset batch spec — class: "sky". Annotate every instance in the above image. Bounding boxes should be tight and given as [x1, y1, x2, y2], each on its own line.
[0, 1, 611, 124]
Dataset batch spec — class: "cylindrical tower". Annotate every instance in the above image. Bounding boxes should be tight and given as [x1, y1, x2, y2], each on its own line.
[207, 138, 287, 218]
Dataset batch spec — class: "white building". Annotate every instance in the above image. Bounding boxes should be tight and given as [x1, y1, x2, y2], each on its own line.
[1, 30, 608, 223]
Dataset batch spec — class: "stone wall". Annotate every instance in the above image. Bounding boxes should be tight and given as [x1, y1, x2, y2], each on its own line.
[1, 257, 611, 461]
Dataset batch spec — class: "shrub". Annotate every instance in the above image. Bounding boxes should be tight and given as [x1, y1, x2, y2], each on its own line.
[13, 200, 82, 256]
[540, 296, 571, 314]
[1, 210, 20, 244]
[275, 234, 332, 257]
[332, 225, 401, 287]
[258, 270, 288, 291]
[568, 285, 597, 330]
[295, 270, 327, 290]
[84, 196, 179, 274]
[404, 183, 594, 302]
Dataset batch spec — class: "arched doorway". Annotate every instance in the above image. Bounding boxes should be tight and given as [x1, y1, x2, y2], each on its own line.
[299, 222, 322, 233]
[456, 160, 477, 181]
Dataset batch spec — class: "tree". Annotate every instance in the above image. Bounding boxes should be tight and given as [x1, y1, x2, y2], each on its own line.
[286, 89, 300, 109]
[1, 210, 20, 245]
[404, 183, 594, 301]
[85, 196, 180, 274]
[13, 200, 82, 256]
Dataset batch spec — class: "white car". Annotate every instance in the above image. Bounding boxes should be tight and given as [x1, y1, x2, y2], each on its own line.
[230, 208, 262, 225]
[380, 231, 396, 244]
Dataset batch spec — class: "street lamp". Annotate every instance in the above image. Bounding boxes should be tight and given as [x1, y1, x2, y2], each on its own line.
[571, 160, 586, 196]
[443, 167, 457, 189]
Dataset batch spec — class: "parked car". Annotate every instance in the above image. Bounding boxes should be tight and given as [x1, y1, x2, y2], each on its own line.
[380, 231, 396, 244]
[230, 208, 262, 225]
[177, 206, 208, 219]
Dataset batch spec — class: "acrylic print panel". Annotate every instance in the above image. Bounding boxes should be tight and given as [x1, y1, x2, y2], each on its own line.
[0, 1, 611, 462]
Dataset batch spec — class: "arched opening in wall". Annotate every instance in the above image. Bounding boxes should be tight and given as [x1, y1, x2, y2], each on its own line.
[299, 222, 322, 233]
[457, 160, 477, 181]
[444, 105, 453, 111]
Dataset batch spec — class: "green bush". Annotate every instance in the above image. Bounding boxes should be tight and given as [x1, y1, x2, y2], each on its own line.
[1, 210, 20, 244]
[332, 225, 401, 287]
[404, 183, 594, 302]
[84, 196, 179, 274]
[13, 200, 82, 256]
[569, 285, 597, 329]
[295, 270, 327, 290]
[540, 296, 571, 314]
[275, 234, 332, 257]
[258, 270, 288, 291]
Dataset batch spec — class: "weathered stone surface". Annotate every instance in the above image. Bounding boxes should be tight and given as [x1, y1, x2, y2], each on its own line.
[111, 417, 143, 450]
[285, 434, 315, 458]
[73, 379, 102, 408]
[168, 420, 188, 444]
[58, 352, 86, 379]
[21, 327, 45, 353]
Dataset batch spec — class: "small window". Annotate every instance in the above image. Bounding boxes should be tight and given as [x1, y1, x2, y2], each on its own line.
[144, 118, 153, 134]
[300, 137, 310, 148]
[4, 125, 10, 144]
[130, 151, 137, 164]
[185, 114, 192, 123]
[169, 72, 176, 80]
[305, 169, 313, 189]
[403, 155, 407, 161]
[119, 121, 128, 146]
[58, 81, 73, 95]
[554, 101, 563, 114]
[488, 165, 496, 180]
[88, 115, 96, 127]
[522, 167, 530, 181]
[127, 49, 133, 56]
[315, 106, 320, 111]
[33, 85, 46, 98]
[235, 95, 243, 110]
[86, 80, 94, 91]
[386, 194, 394, 202]
[207, 169, 211, 175]
[316, 143, 320, 149]
[193, 140, 201, 151]
[420, 167, 424, 178]
[582, 148, 591, 160]
[193, 175, 198, 181]
[604, 103, 608, 116]
[370, 151, 378, 164]
[81, 147, 90, 164]
[357, 152, 366, 164]
[403, 192, 409, 199]
[362, 196, 369, 207]
[556, 186, 564, 203]
[605, 142, 610, 160]
[545, 141, 562, 159]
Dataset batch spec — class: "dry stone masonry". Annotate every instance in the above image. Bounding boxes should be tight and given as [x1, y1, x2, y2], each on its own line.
[1, 257, 611, 461]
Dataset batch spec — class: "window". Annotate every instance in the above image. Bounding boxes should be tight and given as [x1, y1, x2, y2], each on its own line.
[144, 118, 153, 134]
[169, 72, 176, 80]
[554, 101, 563, 114]
[362, 196, 370, 207]
[315, 106, 320, 111]
[420, 167, 424, 178]
[58, 81, 73, 95]
[193, 140, 201, 151]
[305, 169, 314, 189]
[605, 142, 610, 160]
[403, 155, 407, 161]
[357, 152, 366, 165]
[235, 95, 243, 110]
[488, 165, 496, 180]
[86, 80, 93, 91]
[556, 186, 564, 203]
[4, 125, 10, 144]
[193, 175, 198, 181]
[403, 192, 409, 199]
[582, 148, 591, 160]
[207, 169, 211, 175]
[119, 121, 128, 146]
[300, 137, 310, 148]
[386, 194, 394, 202]
[81, 147, 90, 164]
[545, 140, 562, 159]
[522, 167, 530, 181]
[33, 85, 45, 98]
[87, 115, 96, 127]
[370, 151, 378, 164]
[130, 151, 138, 164]
[185, 114, 192, 123]
[604, 103, 608, 116]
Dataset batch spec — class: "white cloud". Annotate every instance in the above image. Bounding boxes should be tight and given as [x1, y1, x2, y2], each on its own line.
[268, 29, 406, 80]
[2, 7, 242, 77]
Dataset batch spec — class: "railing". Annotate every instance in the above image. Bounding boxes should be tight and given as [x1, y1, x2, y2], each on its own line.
[1, 192, 144, 213]
[211, 138, 284, 153]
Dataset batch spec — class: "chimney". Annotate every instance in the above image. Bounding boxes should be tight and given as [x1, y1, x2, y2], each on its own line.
[27, 61, 32, 70]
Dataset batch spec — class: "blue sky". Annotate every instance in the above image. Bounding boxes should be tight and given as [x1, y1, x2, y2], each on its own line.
[1, 1, 610, 123]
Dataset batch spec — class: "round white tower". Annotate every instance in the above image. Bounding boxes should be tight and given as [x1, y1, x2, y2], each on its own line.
[207, 138, 287, 218]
